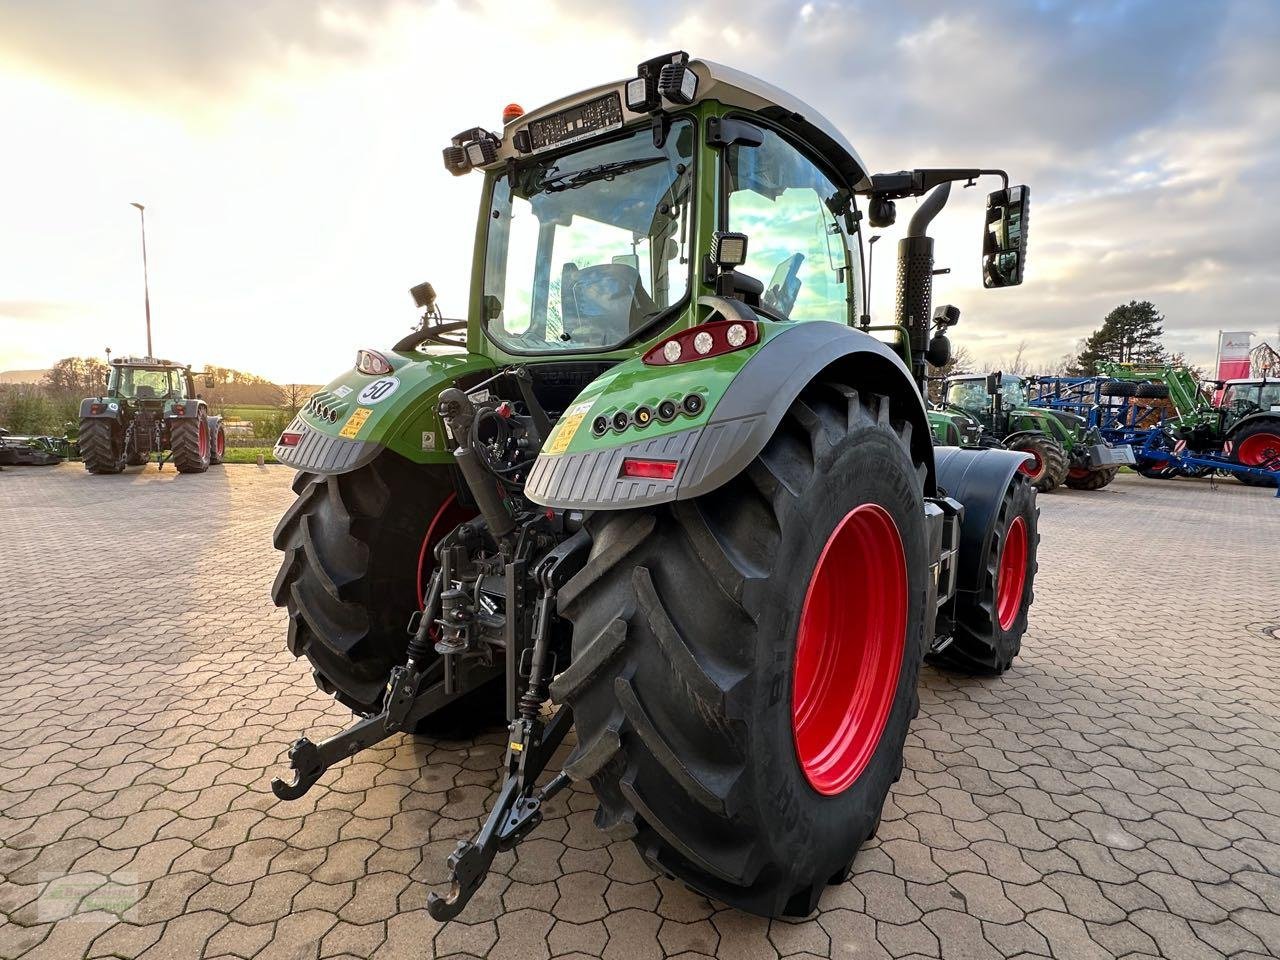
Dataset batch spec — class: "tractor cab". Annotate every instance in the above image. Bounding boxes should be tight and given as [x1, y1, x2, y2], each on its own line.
[107, 358, 193, 405]
[1220, 378, 1280, 424]
[943, 373, 1027, 430]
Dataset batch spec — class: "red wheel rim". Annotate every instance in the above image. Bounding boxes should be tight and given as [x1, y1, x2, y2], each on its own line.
[1017, 449, 1042, 477]
[792, 503, 907, 796]
[996, 516, 1028, 631]
[1067, 467, 1089, 479]
[215, 430, 225, 458]
[1237, 433, 1280, 467]
[415, 493, 478, 608]
[198, 419, 209, 459]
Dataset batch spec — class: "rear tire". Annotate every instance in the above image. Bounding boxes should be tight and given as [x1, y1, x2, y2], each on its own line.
[271, 454, 498, 723]
[171, 412, 212, 473]
[1064, 466, 1119, 490]
[1230, 419, 1280, 487]
[553, 384, 929, 918]
[930, 475, 1038, 675]
[1009, 436, 1068, 492]
[79, 419, 126, 474]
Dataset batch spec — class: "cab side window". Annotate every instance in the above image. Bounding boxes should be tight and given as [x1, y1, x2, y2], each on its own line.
[725, 128, 855, 324]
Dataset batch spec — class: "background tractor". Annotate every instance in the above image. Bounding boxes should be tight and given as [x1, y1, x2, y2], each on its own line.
[930, 372, 1133, 491]
[269, 53, 1039, 920]
[1031, 363, 1280, 487]
[78, 357, 226, 474]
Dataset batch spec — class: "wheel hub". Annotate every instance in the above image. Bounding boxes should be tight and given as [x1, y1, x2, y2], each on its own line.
[1017, 449, 1042, 477]
[792, 503, 907, 796]
[1238, 432, 1280, 467]
[996, 516, 1028, 631]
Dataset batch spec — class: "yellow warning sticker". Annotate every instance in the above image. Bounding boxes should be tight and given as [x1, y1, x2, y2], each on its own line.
[544, 401, 593, 456]
[339, 407, 372, 439]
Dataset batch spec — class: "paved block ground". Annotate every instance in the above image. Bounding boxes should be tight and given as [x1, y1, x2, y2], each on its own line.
[0, 463, 1277, 960]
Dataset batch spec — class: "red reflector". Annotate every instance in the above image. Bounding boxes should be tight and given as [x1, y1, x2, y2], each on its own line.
[173, 405, 185, 416]
[620, 458, 678, 481]
[90, 403, 104, 414]
[278, 432, 303, 447]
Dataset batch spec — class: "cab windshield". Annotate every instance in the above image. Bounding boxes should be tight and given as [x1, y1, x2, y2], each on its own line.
[110, 366, 182, 400]
[945, 375, 1025, 412]
[1224, 382, 1280, 411]
[482, 119, 695, 353]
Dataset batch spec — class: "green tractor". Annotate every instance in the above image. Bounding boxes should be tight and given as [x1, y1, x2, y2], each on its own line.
[270, 53, 1039, 919]
[930, 371, 1133, 492]
[78, 357, 226, 474]
[1097, 364, 1280, 484]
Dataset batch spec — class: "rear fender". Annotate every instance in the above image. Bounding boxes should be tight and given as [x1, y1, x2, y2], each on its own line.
[273, 351, 496, 476]
[524, 320, 933, 509]
[163, 399, 207, 419]
[1224, 412, 1280, 443]
[78, 398, 124, 421]
[934, 445, 1033, 594]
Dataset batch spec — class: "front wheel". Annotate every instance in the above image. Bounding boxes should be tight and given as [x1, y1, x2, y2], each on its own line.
[209, 424, 227, 464]
[929, 474, 1038, 674]
[554, 383, 929, 917]
[1010, 436, 1068, 492]
[1064, 466, 1119, 490]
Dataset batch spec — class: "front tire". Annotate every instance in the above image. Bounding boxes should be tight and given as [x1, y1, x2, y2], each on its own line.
[929, 475, 1038, 674]
[1010, 436, 1068, 492]
[1064, 466, 1119, 490]
[79, 419, 126, 474]
[553, 384, 929, 917]
[209, 424, 227, 465]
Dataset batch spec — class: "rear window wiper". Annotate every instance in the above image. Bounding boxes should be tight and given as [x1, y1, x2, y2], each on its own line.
[538, 156, 665, 192]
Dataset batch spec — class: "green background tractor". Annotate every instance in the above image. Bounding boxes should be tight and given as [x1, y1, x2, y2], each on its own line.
[78, 357, 226, 474]
[1099, 363, 1280, 484]
[930, 372, 1133, 491]
[269, 53, 1039, 920]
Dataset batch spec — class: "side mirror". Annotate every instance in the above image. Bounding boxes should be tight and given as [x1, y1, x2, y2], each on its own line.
[982, 185, 1029, 288]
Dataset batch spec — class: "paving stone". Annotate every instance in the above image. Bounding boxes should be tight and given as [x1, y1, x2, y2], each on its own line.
[3, 464, 1276, 960]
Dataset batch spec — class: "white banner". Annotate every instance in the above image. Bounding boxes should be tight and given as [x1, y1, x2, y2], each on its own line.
[1218, 331, 1253, 360]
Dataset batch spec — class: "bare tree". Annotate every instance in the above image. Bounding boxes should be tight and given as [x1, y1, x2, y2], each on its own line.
[280, 384, 309, 416]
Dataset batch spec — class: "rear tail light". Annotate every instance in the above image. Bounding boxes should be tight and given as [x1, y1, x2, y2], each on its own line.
[172, 405, 186, 415]
[356, 349, 393, 376]
[643, 319, 760, 365]
[90, 403, 105, 414]
[620, 458, 679, 481]
[278, 432, 303, 447]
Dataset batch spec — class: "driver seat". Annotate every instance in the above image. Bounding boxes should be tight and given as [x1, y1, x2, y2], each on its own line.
[561, 263, 658, 342]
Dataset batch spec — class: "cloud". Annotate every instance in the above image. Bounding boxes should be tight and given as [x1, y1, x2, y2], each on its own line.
[1, 0, 1278, 380]
[0, 0, 407, 103]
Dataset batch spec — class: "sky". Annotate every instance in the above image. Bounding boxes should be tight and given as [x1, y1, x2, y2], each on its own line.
[2, 0, 1278, 383]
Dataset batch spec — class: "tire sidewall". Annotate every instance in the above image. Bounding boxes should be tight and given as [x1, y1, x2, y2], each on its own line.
[744, 423, 928, 884]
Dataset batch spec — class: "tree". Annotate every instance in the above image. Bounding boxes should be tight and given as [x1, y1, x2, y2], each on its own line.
[43, 356, 110, 400]
[1068, 300, 1167, 375]
[278, 384, 309, 416]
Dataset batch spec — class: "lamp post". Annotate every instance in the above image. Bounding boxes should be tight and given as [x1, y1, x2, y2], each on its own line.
[130, 202, 153, 357]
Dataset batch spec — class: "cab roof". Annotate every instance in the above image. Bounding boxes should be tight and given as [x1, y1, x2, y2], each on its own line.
[112, 356, 188, 370]
[490, 56, 870, 189]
